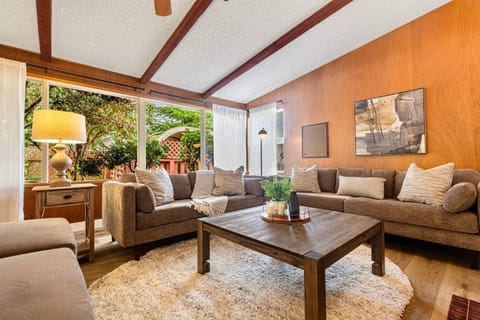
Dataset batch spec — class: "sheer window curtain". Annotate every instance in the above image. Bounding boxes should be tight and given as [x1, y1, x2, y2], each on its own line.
[212, 104, 247, 170]
[0, 58, 25, 221]
[249, 102, 276, 176]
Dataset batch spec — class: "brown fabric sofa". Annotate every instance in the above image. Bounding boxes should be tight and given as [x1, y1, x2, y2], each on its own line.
[295, 167, 480, 266]
[0, 218, 93, 320]
[102, 172, 265, 258]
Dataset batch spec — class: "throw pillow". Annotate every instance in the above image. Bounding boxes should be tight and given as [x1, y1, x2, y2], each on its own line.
[135, 168, 174, 206]
[127, 183, 155, 213]
[337, 176, 386, 200]
[443, 182, 477, 213]
[212, 166, 245, 196]
[191, 171, 215, 199]
[291, 164, 321, 192]
[397, 162, 454, 205]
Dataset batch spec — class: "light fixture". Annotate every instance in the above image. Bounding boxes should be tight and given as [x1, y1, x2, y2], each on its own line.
[32, 110, 87, 187]
[258, 128, 268, 176]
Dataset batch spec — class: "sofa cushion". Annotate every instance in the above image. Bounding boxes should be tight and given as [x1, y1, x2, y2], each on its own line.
[344, 198, 478, 234]
[135, 168, 174, 206]
[443, 182, 477, 213]
[297, 192, 349, 212]
[337, 176, 386, 200]
[393, 171, 406, 199]
[0, 218, 76, 258]
[372, 169, 395, 199]
[212, 166, 245, 196]
[317, 168, 337, 193]
[169, 174, 193, 200]
[226, 194, 265, 212]
[192, 171, 215, 198]
[136, 199, 202, 230]
[292, 164, 321, 192]
[244, 177, 264, 196]
[452, 169, 480, 185]
[397, 163, 454, 205]
[0, 248, 93, 320]
[128, 183, 155, 213]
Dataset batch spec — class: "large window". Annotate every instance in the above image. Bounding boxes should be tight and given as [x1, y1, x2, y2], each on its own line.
[24, 81, 137, 182]
[24, 79, 215, 182]
[145, 101, 213, 173]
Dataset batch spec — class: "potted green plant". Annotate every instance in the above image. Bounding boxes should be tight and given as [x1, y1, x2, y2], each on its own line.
[259, 177, 293, 216]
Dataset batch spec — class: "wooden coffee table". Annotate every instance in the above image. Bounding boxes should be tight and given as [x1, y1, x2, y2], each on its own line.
[197, 207, 384, 320]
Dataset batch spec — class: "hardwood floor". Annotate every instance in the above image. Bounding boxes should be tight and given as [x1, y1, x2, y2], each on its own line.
[76, 222, 480, 320]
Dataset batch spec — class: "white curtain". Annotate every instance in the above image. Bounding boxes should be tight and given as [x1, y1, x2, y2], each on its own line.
[213, 104, 247, 170]
[249, 102, 276, 176]
[0, 58, 25, 221]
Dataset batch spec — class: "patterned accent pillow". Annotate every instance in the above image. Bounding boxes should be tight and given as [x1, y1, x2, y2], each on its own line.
[135, 168, 174, 206]
[291, 164, 321, 192]
[191, 171, 215, 199]
[443, 182, 477, 213]
[337, 176, 386, 200]
[397, 162, 454, 205]
[212, 166, 245, 196]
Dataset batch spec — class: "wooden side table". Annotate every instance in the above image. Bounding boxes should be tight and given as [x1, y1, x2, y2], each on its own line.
[32, 183, 97, 262]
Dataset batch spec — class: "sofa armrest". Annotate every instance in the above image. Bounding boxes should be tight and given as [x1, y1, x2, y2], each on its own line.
[102, 181, 137, 247]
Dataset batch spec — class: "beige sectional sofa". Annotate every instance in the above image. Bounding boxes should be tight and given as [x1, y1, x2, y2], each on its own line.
[102, 172, 265, 258]
[0, 218, 93, 319]
[296, 167, 480, 267]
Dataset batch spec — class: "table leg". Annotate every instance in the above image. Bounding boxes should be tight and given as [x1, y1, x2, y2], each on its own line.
[197, 220, 210, 274]
[371, 222, 385, 276]
[304, 251, 326, 320]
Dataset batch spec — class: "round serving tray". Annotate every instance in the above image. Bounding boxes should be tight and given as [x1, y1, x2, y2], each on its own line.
[261, 211, 310, 224]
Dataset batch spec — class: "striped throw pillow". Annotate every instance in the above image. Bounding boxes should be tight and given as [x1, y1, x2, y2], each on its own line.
[212, 166, 245, 196]
[397, 163, 454, 205]
[135, 168, 174, 206]
[191, 171, 215, 199]
[291, 164, 321, 192]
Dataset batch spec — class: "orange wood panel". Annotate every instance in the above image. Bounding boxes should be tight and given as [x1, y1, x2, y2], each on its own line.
[248, 0, 480, 173]
[24, 181, 103, 222]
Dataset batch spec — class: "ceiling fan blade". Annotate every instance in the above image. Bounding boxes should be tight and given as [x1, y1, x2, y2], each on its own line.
[155, 0, 172, 16]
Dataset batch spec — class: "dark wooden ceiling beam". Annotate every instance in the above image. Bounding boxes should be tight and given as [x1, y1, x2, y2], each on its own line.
[36, 0, 52, 62]
[140, 0, 213, 83]
[202, 0, 353, 98]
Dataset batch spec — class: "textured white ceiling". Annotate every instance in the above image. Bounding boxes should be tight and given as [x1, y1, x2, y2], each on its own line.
[0, 0, 451, 104]
[52, 0, 195, 77]
[150, 0, 330, 92]
[0, 0, 39, 51]
[213, 0, 452, 103]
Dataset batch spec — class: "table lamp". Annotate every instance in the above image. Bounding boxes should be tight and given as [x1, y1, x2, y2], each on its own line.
[32, 109, 87, 187]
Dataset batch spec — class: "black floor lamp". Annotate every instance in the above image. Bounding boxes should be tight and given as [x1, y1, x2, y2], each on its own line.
[258, 128, 268, 176]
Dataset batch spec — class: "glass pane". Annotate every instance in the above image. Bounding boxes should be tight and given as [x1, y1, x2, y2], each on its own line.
[145, 102, 202, 173]
[48, 85, 137, 181]
[276, 109, 284, 139]
[276, 144, 284, 172]
[24, 80, 43, 182]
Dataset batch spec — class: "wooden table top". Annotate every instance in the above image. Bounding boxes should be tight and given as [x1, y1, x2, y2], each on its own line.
[199, 207, 381, 259]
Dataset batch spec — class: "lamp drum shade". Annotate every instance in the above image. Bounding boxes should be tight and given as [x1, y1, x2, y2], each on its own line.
[32, 110, 87, 144]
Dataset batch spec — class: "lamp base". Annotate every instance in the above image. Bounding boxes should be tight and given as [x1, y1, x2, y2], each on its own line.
[49, 178, 72, 188]
[49, 143, 73, 187]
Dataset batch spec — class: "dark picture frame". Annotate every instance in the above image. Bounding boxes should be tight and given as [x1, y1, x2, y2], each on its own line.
[354, 88, 426, 156]
[302, 122, 328, 158]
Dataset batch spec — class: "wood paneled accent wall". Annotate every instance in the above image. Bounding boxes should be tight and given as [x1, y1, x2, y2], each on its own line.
[248, 0, 480, 173]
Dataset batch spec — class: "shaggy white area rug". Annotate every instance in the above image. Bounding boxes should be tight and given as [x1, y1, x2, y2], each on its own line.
[89, 237, 413, 320]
